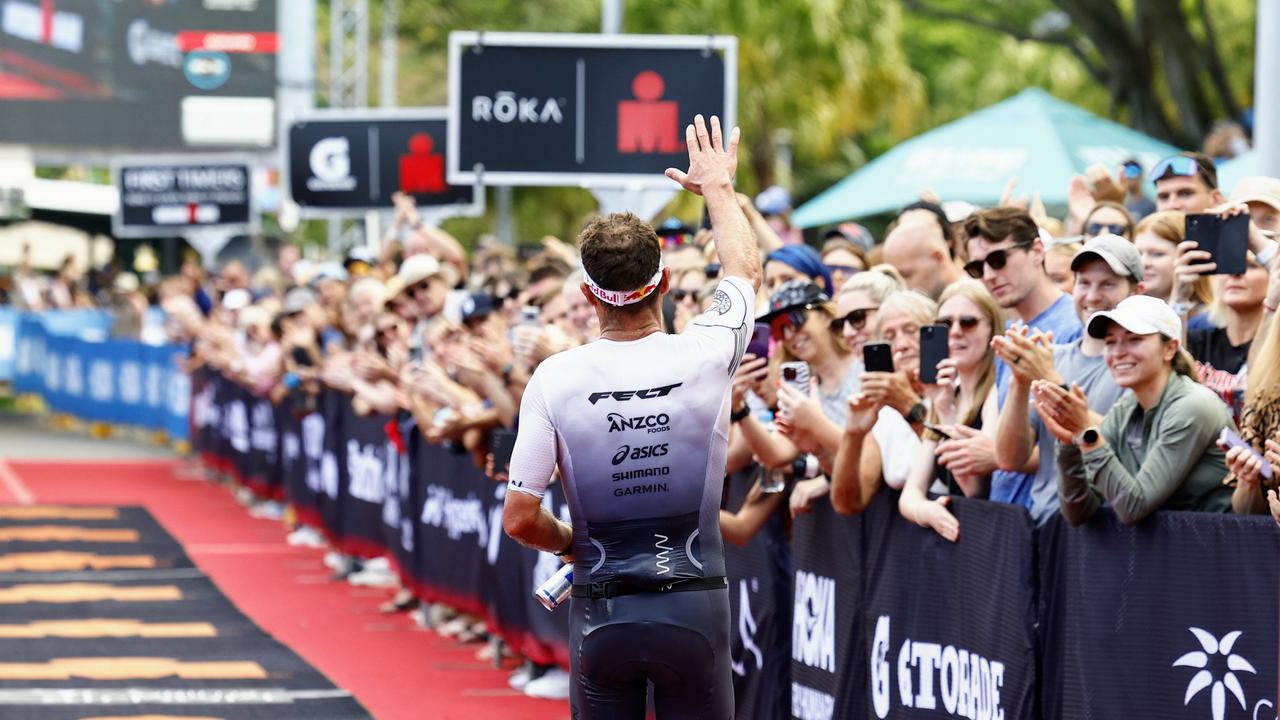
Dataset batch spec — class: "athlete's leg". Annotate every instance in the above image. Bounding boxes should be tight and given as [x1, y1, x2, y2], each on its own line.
[570, 598, 648, 720]
[648, 589, 733, 720]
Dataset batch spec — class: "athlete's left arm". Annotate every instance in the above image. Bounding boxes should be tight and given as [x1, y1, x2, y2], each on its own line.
[502, 369, 573, 555]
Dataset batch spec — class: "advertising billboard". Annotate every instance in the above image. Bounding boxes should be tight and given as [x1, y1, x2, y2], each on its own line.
[447, 32, 736, 187]
[0, 0, 277, 152]
[286, 108, 481, 216]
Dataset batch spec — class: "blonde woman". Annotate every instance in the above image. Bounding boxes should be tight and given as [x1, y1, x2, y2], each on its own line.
[829, 291, 935, 516]
[1044, 241, 1083, 295]
[899, 280, 1005, 541]
[1135, 211, 1216, 330]
[835, 264, 905, 359]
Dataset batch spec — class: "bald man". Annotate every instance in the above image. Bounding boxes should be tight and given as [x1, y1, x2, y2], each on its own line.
[882, 220, 963, 300]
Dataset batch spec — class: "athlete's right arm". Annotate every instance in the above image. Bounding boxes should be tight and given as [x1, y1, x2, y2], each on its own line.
[665, 115, 760, 292]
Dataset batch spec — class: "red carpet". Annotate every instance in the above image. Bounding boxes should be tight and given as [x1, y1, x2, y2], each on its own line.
[0, 458, 569, 720]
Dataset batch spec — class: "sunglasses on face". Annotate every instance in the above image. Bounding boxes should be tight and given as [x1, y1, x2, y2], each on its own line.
[826, 264, 861, 277]
[671, 288, 698, 303]
[409, 281, 431, 295]
[1085, 222, 1127, 238]
[829, 307, 876, 334]
[769, 304, 818, 337]
[963, 240, 1033, 279]
[936, 314, 981, 331]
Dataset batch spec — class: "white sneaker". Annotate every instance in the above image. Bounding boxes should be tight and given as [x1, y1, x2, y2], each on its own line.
[438, 615, 473, 638]
[507, 665, 535, 691]
[361, 557, 391, 572]
[286, 526, 326, 548]
[409, 605, 430, 629]
[523, 667, 571, 700]
[249, 501, 284, 520]
[348, 564, 398, 588]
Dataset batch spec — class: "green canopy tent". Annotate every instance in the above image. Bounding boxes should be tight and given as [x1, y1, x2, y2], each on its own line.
[791, 88, 1182, 228]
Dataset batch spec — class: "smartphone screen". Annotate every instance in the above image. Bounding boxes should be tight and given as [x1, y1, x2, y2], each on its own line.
[490, 429, 517, 476]
[918, 324, 949, 384]
[863, 342, 894, 373]
[746, 323, 771, 359]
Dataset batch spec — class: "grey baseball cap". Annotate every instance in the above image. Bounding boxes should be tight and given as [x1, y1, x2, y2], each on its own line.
[1071, 233, 1143, 282]
[283, 286, 317, 315]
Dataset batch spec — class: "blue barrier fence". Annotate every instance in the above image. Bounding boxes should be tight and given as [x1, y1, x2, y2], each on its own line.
[11, 310, 190, 441]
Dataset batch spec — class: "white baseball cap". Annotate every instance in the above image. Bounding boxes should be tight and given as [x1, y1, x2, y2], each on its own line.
[1230, 176, 1280, 213]
[1086, 294, 1182, 341]
[221, 288, 251, 311]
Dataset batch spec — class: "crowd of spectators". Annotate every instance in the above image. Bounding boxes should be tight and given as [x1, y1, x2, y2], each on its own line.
[7, 153, 1280, 695]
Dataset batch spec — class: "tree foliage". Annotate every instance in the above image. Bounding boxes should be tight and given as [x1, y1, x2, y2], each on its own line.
[312, 0, 1256, 247]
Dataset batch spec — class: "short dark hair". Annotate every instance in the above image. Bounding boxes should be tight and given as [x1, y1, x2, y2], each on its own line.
[899, 200, 953, 244]
[578, 213, 662, 314]
[963, 207, 1039, 246]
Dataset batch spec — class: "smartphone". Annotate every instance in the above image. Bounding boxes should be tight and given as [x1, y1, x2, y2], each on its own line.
[490, 429, 517, 476]
[519, 305, 541, 327]
[779, 361, 811, 395]
[863, 342, 894, 374]
[746, 322, 771, 360]
[1218, 428, 1272, 479]
[1186, 213, 1250, 276]
[918, 324, 949, 384]
[923, 423, 953, 441]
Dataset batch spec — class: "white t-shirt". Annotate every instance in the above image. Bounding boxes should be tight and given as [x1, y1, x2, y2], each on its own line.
[872, 406, 921, 490]
[508, 276, 753, 582]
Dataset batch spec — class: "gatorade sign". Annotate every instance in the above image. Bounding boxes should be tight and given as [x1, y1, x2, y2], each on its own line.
[286, 108, 482, 216]
[447, 32, 736, 186]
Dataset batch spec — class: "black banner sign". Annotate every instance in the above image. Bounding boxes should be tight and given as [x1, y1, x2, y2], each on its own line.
[287, 111, 480, 213]
[1038, 511, 1280, 719]
[114, 160, 254, 238]
[447, 32, 736, 186]
[723, 468, 793, 720]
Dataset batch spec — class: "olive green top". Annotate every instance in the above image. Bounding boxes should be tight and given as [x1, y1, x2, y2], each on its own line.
[1056, 372, 1233, 525]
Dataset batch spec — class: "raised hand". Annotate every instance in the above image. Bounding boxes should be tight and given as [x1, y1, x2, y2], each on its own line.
[665, 115, 739, 196]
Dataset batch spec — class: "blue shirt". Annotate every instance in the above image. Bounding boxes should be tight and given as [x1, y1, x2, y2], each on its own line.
[990, 292, 1083, 508]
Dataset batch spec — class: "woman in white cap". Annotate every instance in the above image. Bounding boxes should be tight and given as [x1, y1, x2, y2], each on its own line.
[1032, 295, 1234, 525]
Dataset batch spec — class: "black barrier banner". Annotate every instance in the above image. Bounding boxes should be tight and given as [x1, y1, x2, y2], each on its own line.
[860, 493, 1036, 720]
[1038, 511, 1280, 719]
[334, 401, 399, 558]
[723, 468, 793, 720]
[410, 434, 492, 617]
[790, 496, 865, 720]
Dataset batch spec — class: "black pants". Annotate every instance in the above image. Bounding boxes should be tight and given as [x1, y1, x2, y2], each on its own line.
[569, 587, 733, 720]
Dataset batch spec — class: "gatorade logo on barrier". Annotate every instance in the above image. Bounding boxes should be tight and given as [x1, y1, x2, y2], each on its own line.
[870, 615, 1007, 719]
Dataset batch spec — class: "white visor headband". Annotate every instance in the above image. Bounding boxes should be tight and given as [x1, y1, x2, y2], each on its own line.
[583, 260, 666, 307]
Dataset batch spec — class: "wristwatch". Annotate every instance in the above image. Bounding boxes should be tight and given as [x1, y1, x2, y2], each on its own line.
[1170, 301, 1193, 317]
[1073, 427, 1101, 449]
[904, 402, 927, 425]
[730, 404, 751, 424]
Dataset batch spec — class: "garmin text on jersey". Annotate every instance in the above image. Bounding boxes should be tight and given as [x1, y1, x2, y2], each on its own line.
[587, 382, 682, 405]
[611, 443, 669, 466]
[607, 412, 671, 434]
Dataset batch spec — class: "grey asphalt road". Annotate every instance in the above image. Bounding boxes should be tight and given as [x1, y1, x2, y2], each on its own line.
[0, 413, 178, 461]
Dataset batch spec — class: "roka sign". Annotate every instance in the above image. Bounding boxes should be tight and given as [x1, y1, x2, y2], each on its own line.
[447, 32, 736, 186]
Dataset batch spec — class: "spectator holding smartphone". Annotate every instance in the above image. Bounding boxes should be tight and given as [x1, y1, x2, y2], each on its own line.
[828, 291, 934, 515]
[731, 281, 859, 515]
[834, 265, 905, 360]
[1135, 211, 1216, 330]
[899, 280, 1004, 541]
[1042, 295, 1234, 525]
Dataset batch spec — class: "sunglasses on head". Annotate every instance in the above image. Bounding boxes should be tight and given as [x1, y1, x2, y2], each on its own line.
[936, 314, 981, 331]
[1122, 163, 1143, 179]
[829, 307, 875, 334]
[1149, 155, 1210, 184]
[1085, 222, 1127, 238]
[963, 240, 1033, 279]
